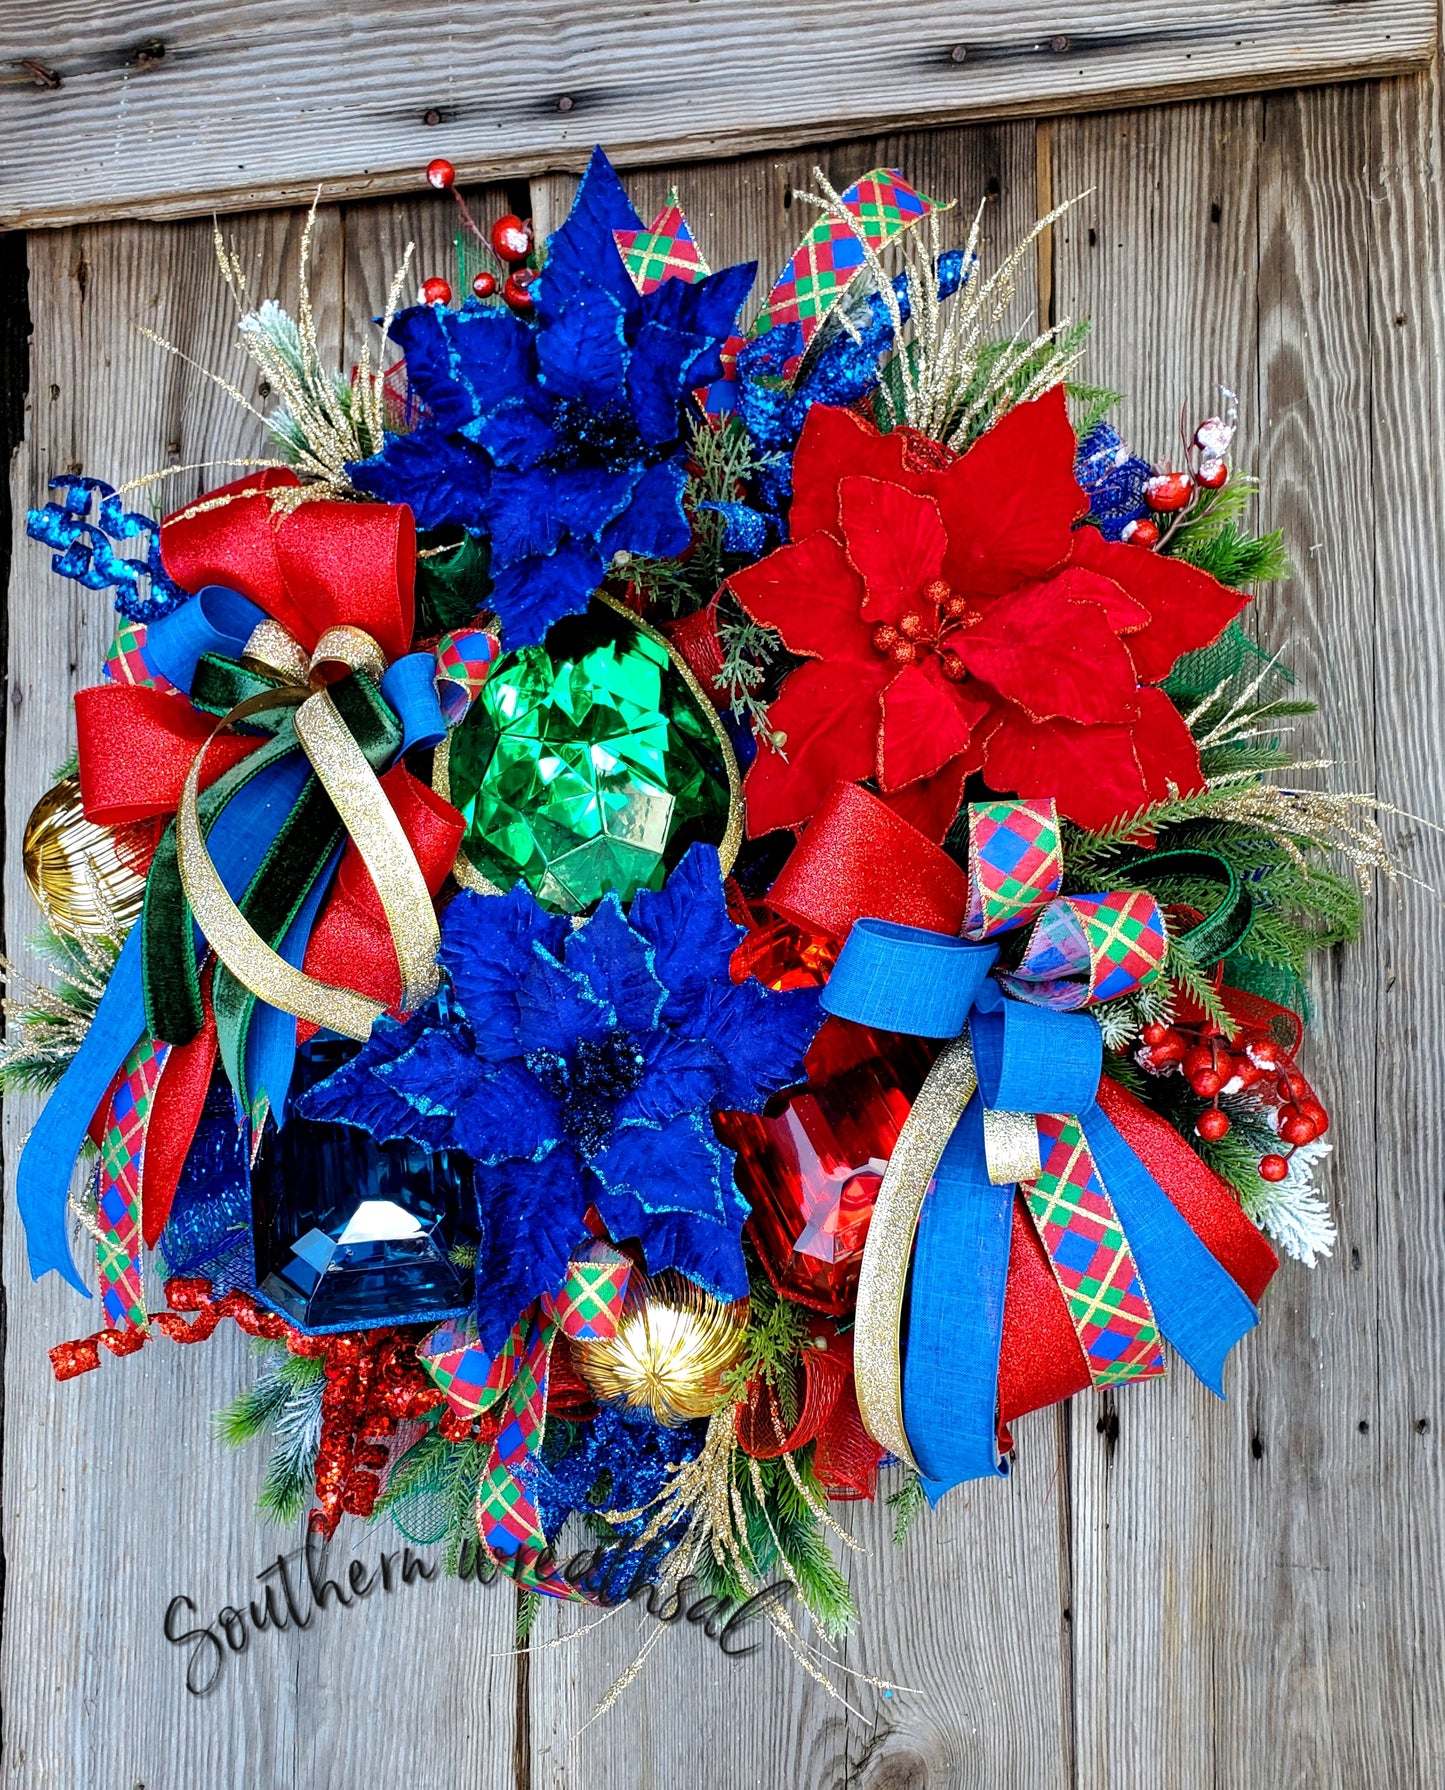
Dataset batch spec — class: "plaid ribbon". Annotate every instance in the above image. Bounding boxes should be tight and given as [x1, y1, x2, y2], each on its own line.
[752, 168, 936, 346]
[95, 1035, 170, 1332]
[1022, 1113, 1164, 1386]
[420, 1245, 632, 1596]
[614, 190, 711, 294]
[964, 799, 1064, 940]
[104, 620, 180, 694]
[1000, 890, 1167, 1011]
[433, 627, 499, 724]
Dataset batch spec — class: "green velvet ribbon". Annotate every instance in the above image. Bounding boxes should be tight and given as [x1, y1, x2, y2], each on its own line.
[141, 665, 402, 1111]
[1114, 847, 1255, 968]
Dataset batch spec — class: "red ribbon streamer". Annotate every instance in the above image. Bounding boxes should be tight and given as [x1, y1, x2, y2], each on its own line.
[736, 1318, 884, 1499]
[996, 1073, 1280, 1430]
[297, 765, 465, 1041]
[76, 683, 261, 825]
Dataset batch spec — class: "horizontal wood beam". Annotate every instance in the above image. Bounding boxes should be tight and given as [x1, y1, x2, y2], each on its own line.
[0, 1, 1434, 231]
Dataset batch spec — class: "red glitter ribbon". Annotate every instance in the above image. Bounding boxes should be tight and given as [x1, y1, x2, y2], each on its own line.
[767, 780, 970, 939]
[995, 1073, 1280, 1432]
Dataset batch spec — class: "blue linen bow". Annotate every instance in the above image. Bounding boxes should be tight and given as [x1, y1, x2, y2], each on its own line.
[821, 918, 1260, 1502]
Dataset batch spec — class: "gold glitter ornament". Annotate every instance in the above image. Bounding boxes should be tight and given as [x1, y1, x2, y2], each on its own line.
[571, 1270, 750, 1426]
[22, 777, 146, 941]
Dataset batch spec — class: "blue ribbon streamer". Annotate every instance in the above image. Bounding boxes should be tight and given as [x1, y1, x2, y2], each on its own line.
[381, 652, 448, 753]
[820, 916, 1260, 1498]
[18, 750, 314, 1289]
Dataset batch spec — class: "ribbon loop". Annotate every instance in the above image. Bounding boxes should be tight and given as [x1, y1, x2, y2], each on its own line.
[821, 919, 996, 1037]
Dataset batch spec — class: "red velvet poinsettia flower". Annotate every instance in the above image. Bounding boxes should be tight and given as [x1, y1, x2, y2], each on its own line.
[727, 388, 1249, 837]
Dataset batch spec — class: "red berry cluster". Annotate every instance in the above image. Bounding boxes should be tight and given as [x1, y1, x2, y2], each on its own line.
[1121, 391, 1238, 550]
[1137, 1021, 1329, 1182]
[420, 160, 536, 313]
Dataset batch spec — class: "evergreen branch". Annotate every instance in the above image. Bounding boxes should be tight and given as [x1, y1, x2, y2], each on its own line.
[887, 1469, 926, 1547]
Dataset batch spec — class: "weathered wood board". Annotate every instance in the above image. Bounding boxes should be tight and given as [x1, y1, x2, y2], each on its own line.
[0, 1, 1436, 229]
[4, 60, 1445, 1790]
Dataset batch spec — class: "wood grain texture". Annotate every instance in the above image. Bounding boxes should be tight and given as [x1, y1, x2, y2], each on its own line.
[6, 69, 1445, 1790]
[0, 2, 1435, 230]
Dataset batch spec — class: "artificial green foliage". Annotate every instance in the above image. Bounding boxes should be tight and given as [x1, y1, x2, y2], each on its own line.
[0, 926, 120, 1097]
[623, 414, 770, 621]
[1162, 476, 1292, 587]
[214, 1346, 326, 1526]
[722, 1254, 807, 1431]
[886, 1468, 926, 1547]
[376, 1428, 486, 1575]
[693, 1450, 858, 1640]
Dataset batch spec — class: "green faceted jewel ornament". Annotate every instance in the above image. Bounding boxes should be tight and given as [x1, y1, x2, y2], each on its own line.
[441, 597, 741, 913]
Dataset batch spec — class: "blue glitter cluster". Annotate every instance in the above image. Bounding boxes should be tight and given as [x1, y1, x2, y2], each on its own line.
[26, 476, 188, 620]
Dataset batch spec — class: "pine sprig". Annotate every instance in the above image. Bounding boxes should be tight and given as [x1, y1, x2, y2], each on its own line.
[886, 1469, 926, 1547]
[215, 1348, 327, 1526]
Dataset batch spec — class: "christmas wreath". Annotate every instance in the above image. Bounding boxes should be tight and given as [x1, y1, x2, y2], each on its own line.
[13, 147, 1393, 1687]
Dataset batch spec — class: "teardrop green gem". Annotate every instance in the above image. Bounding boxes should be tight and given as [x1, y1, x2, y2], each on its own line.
[447, 602, 733, 913]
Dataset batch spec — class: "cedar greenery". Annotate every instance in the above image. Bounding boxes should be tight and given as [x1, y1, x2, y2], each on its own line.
[214, 1345, 326, 1525]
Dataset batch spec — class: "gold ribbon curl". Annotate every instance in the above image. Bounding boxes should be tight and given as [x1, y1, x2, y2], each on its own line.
[852, 1035, 1044, 1468]
[176, 625, 441, 1045]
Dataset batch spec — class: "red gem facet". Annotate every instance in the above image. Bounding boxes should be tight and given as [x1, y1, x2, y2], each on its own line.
[718, 1018, 936, 1315]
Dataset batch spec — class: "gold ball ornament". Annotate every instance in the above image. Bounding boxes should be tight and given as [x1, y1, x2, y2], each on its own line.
[571, 1270, 750, 1426]
[22, 776, 146, 941]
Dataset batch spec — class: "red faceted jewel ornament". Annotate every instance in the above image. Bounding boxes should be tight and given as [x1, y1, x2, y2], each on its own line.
[472, 270, 498, 299]
[426, 158, 456, 190]
[491, 214, 533, 262]
[421, 276, 452, 306]
[717, 1017, 935, 1315]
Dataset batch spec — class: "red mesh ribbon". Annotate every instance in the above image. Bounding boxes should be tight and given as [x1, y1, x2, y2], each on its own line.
[995, 1073, 1280, 1430]
[736, 1318, 883, 1499]
[767, 780, 969, 940]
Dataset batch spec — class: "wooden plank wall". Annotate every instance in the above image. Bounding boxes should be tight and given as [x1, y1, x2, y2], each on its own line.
[0, 1, 1435, 229]
[4, 61, 1445, 1790]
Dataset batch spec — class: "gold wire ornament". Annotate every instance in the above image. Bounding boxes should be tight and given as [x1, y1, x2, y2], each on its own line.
[571, 1269, 750, 1426]
[22, 777, 146, 941]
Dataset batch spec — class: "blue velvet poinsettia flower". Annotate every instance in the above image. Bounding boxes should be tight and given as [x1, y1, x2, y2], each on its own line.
[347, 147, 756, 648]
[298, 844, 820, 1354]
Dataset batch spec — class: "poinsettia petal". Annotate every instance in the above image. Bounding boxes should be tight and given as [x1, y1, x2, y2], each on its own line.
[1133, 685, 1210, 802]
[563, 894, 665, 1032]
[787, 403, 921, 540]
[629, 842, 741, 1021]
[474, 1146, 591, 1354]
[726, 531, 873, 662]
[615, 1030, 727, 1126]
[839, 477, 948, 623]
[955, 582, 1141, 724]
[936, 387, 1086, 597]
[878, 756, 971, 842]
[980, 707, 1150, 832]
[1047, 564, 1150, 634]
[449, 1060, 563, 1166]
[980, 690, 1205, 831]
[1070, 526, 1251, 683]
[877, 658, 986, 789]
[743, 658, 889, 836]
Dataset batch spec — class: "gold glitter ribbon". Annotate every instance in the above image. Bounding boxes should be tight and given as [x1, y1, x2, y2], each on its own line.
[853, 1035, 979, 1470]
[175, 627, 440, 1043]
[853, 1038, 1045, 1465]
